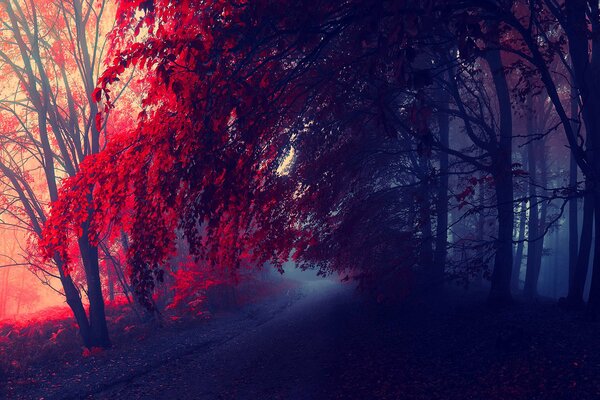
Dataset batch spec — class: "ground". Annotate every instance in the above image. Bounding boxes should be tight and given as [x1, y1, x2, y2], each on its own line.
[4, 279, 600, 399]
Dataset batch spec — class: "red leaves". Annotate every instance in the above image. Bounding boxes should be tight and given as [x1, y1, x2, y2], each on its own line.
[81, 346, 103, 357]
[95, 113, 103, 132]
[92, 88, 102, 103]
[456, 175, 494, 210]
[41, 0, 420, 309]
[456, 186, 474, 205]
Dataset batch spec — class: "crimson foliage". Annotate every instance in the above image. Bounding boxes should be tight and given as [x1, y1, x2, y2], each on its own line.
[42, 0, 427, 307]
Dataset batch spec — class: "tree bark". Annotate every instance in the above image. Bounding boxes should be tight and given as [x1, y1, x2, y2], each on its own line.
[569, 90, 579, 293]
[418, 158, 434, 271]
[55, 255, 94, 348]
[568, 183, 593, 306]
[485, 33, 514, 305]
[78, 220, 111, 348]
[524, 139, 548, 298]
[512, 201, 526, 291]
[434, 83, 450, 280]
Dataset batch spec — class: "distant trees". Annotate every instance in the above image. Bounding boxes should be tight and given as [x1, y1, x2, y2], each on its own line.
[0, 0, 124, 347]
[486, 0, 600, 312]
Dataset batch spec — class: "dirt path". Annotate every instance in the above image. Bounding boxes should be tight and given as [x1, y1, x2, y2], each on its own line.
[87, 283, 600, 400]
[9, 280, 600, 400]
[90, 279, 353, 400]
[7, 279, 352, 400]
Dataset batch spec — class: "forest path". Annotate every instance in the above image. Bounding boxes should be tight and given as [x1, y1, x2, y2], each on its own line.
[8, 278, 359, 400]
[9, 280, 600, 400]
[89, 279, 356, 400]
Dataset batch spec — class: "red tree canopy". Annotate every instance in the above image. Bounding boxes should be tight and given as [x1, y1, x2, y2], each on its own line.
[42, 0, 430, 308]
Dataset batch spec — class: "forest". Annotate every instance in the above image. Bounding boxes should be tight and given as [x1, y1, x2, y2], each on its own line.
[1, 0, 600, 398]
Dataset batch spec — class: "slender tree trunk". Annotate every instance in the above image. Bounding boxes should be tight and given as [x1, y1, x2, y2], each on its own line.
[420, 188, 434, 270]
[512, 201, 526, 291]
[434, 84, 450, 280]
[588, 198, 600, 317]
[569, 90, 579, 294]
[490, 176, 514, 304]
[107, 263, 115, 302]
[568, 183, 593, 306]
[418, 161, 434, 271]
[524, 168, 539, 297]
[568, 157, 579, 288]
[524, 141, 547, 298]
[476, 175, 486, 284]
[486, 36, 514, 305]
[553, 225, 560, 298]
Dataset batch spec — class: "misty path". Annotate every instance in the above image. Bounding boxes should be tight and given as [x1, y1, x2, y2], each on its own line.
[8, 280, 600, 400]
[91, 279, 353, 400]
[87, 284, 600, 400]
[7, 279, 354, 400]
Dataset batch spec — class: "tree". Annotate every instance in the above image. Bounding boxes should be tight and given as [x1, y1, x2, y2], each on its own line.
[0, 0, 125, 347]
[41, 0, 507, 310]
[482, 0, 600, 311]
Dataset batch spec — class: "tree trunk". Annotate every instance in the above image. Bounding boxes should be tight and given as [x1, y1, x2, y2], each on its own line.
[434, 84, 450, 280]
[569, 89, 579, 294]
[107, 263, 115, 302]
[78, 220, 111, 348]
[568, 183, 593, 306]
[490, 176, 514, 305]
[587, 198, 600, 317]
[56, 256, 94, 348]
[524, 139, 547, 298]
[486, 36, 514, 305]
[476, 174, 486, 284]
[512, 201, 526, 291]
[524, 199, 539, 297]
[553, 225, 560, 298]
[565, 0, 600, 315]
[418, 161, 434, 271]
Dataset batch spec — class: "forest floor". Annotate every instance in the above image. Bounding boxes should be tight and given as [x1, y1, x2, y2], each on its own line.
[4, 279, 600, 399]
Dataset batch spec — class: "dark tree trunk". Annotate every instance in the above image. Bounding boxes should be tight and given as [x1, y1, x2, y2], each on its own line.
[588, 200, 600, 318]
[78, 221, 111, 348]
[434, 84, 450, 280]
[486, 37, 514, 305]
[568, 184, 593, 306]
[490, 177, 514, 305]
[55, 256, 93, 348]
[524, 140, 547, 298]
[565, 0, 600, 315]
[524, 200, 539, 297]
[418, 160, 434, 271]
[420, 184, 434, 270]
[108, 266, 115, 302]
[569, 91, 579, 292]
[476, 173, 486, 284]
[588, 198, 600, 317]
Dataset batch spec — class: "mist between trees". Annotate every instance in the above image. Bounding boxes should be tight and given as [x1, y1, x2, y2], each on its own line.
[0, 0, 598, 351]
